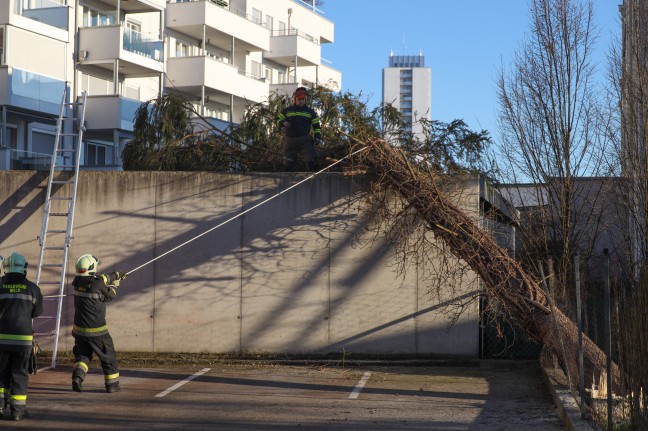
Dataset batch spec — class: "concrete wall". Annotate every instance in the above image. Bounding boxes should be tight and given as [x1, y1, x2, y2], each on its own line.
[0, 171, 481, 357]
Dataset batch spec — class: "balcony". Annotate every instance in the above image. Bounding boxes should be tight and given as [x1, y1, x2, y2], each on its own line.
[166, 56, 268, 104]
[78, 25, 163, 76]
[0, 66, 65, 115]
[265, 29, 321, 67]
[166, 0, 269, 53]
[84, 95, 143, 131]
[10, 0, 69, 30]
[117, 0, 166, 13]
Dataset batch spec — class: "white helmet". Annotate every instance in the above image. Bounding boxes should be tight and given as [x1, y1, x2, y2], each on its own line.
[75, 254, 99, 276]
[4, 252, 28, 275]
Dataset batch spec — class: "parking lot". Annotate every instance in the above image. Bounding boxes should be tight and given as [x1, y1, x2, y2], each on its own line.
[3, 360, 566, 430]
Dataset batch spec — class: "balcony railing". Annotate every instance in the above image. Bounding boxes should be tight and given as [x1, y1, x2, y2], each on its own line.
[2, 148, 60, 170]
[14, 0, 69, 30]
[271, 29, 319, 45]
[168, 0, 268, 29]
[123, 28, 163, 61]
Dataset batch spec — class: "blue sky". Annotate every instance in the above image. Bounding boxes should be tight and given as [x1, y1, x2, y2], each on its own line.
[320, 0, 622, 139]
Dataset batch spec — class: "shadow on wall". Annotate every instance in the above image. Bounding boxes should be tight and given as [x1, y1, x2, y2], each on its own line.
[1, 172, 480, 356]
[0, 171, 50, 245]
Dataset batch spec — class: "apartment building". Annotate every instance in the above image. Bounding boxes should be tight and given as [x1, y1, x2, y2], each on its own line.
[382, 53, 431, 141]
[0, 0, 341, 170]
[620, 0, 648, 275]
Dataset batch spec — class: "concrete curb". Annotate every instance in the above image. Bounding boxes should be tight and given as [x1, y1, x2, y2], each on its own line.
[542, 366, 596, 431]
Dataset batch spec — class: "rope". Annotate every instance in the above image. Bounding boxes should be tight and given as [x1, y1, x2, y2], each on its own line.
[125, 146, 368, 276]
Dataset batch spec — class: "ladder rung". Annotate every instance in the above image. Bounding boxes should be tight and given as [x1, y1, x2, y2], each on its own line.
[49, 212, 69, 216]
[59, 133, 79, 137]
[33, 333, 55, 337]
[35, 316, 57, 319]
[46, 230, 67, 233]
[44, 246, 66, 250]
[51, 180, 73, 184]
[41, 263, 63, 267]
[50, 197, 73, 200]
[56, 148, 76, 152]
[56, 165, 77, 169]
[39, 281, 62, 285]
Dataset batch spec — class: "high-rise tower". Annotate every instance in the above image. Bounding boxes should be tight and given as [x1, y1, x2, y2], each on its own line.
[382, 53, 431, 140]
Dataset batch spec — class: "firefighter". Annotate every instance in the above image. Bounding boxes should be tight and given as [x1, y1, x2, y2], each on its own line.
[277, 86, 322, 172]
[0, 253, 43, 421]
[71, 254, 126, 393]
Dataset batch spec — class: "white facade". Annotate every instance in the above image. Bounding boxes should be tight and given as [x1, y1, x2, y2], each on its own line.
[382, 54, 431, 140]
[0, 0, 341, 170]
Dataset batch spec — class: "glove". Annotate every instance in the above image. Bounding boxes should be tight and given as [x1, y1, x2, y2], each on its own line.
[283, 121, 291, 128]
[116, 271, 128, 280]
[113, 279, 121, 288]
[28, 341, 40, 375]
[314, 137, 321, 146]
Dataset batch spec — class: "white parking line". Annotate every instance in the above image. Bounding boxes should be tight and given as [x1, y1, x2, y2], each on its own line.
[155, 368, 211, 398]
[348, 371, 371, 399]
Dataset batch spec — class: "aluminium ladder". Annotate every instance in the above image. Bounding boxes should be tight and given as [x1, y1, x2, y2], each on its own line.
[34, 90, 87, 369]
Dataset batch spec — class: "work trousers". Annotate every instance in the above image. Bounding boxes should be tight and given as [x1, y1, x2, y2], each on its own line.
[282, 134, 318, 171]
[72, 333, 119, 386]
[0, 350, 30, 413]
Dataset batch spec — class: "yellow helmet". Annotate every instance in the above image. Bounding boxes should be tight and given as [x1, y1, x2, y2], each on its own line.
[4, 252, 28, 275]
[75, 254, 99, 276]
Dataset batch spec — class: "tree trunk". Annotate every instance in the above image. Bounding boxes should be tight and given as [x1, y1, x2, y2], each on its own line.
[357, 138, 619, 391]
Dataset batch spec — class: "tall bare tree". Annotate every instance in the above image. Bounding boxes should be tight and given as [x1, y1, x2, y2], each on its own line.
[496, 0, 613, 309]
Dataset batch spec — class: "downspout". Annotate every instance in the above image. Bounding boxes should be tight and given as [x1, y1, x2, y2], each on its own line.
[159, 8, 165, 96]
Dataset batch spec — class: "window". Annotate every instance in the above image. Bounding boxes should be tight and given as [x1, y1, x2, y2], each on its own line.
[82, 5, 115, 27]
[2, 123, 17, 150]
[85, 142, 111, 166]
[252, 8, 262, 25]
[125, 21, 141, 33]
[28, 123, 56, 156]
[176, 41, 191, 58]
[251, 61, 262, 79]
[265, 15, 274, 31]
[278, 21, 286, 36]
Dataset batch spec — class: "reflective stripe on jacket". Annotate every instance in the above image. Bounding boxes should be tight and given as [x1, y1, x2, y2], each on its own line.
[0, 274, 43, 351]
[278, 105, 321, 139]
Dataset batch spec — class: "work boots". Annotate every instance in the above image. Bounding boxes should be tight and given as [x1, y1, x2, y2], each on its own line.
[106, 382, 121, 393]
[72, 376, 83, 392]
[11, 408, 28, 421]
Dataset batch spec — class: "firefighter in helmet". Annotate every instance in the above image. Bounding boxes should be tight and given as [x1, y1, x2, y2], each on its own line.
[71, 254, 126, 393]
[0, 252, 43, 421]
[277, 86, 322, 172]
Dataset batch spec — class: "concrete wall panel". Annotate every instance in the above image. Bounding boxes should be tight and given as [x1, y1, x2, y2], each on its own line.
[0, 171, 482, 358]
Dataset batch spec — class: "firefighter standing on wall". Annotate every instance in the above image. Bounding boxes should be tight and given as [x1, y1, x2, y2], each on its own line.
[277, 86, 322, 172]
[71, 254, 126, 393]
[0, 253, 43, 421]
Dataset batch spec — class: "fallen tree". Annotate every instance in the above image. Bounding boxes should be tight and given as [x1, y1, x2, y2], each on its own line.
[352, 136, 619, 392]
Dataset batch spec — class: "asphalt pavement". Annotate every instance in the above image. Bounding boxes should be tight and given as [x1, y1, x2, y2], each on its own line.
[0, 360, 574, 430]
